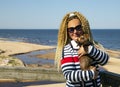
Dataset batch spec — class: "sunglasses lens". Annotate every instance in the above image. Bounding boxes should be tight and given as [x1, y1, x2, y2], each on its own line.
[68, 28, 74, 33]
[67, 25, 82, 33]
[76, 25, 82, 31]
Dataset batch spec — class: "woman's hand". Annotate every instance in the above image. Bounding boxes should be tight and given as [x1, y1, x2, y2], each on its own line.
[78, 45, 87, 58]
[90, 66, 98, 79]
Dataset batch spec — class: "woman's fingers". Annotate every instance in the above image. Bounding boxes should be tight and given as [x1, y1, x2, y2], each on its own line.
[78, 45, 87, 58]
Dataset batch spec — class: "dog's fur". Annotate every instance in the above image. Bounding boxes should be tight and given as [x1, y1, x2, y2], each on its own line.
[77, 34, 93, 70]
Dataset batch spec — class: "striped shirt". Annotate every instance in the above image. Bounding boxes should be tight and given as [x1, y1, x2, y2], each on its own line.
[61, 40, 109, 87]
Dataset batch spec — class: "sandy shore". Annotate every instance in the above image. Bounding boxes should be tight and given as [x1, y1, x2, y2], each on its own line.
[0, 40, 120, 87]
[0, 40, 55, 56]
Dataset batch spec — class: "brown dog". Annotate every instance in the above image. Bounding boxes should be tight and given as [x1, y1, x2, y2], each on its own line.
[77, 34, 93, 70]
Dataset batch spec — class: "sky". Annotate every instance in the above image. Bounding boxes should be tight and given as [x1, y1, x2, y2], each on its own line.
[0, 0, 120, 29]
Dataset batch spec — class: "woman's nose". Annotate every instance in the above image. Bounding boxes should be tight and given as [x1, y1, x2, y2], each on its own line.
[73, 29, 77, 33]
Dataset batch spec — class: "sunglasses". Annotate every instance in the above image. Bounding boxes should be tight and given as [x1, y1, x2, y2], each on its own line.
[67, 25, 82, 33]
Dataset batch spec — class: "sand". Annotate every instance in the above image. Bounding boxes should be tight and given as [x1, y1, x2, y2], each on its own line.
[0, 40, 120, 87]
[0, 40, 55, 56]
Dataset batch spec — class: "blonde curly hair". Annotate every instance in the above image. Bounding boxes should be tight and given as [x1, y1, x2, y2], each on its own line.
[55, 11, 104, 71]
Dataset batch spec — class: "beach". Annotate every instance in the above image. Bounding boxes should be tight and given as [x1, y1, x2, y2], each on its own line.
[0, 40, 120, 87]
[0, 40, 55, 56]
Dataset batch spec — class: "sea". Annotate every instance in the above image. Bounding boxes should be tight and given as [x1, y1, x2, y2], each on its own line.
[0, 29, 120, 64]
[0, 29, 120, 50]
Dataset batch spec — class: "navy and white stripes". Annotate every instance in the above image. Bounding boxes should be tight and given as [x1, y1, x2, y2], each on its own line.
[88, 45, 109, 65]
[61, 40, 109, 87]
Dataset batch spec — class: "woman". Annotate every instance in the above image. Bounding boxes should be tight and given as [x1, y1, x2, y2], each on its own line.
[55, 11, 109, 87]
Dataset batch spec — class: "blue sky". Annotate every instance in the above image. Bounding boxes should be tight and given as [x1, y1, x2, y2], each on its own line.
[0, 0, 120, 29]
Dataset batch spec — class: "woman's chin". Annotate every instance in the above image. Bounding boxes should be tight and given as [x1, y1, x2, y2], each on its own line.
[73, 38, 78, 41]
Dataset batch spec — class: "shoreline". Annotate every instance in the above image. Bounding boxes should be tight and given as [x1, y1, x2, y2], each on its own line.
[0, 40, 120, 73]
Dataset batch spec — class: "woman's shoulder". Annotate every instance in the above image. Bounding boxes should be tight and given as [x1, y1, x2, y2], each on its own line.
[63, 43, 73, 52]
[64, 43, 71, 49]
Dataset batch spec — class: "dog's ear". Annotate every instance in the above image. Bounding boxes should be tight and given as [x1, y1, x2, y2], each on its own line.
[83, 34, 89, 40]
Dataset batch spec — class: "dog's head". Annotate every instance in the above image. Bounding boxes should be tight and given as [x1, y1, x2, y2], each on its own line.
[77, 34, 89, 45]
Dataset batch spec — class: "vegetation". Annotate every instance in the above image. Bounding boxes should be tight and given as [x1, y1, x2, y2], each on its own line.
[0, 56, 25, 67]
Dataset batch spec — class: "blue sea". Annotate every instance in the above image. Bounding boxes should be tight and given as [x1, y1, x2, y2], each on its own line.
[0, 29, 120, 50]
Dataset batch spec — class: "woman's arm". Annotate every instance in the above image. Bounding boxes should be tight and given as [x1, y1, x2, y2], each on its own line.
[88, 45, 109, 65]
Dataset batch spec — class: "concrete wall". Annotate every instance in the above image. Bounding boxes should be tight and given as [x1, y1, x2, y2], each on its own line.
[0, 67, 65, 82]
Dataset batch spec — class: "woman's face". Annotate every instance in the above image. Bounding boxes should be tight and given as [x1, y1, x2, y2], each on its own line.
[67, 19, 83, 41]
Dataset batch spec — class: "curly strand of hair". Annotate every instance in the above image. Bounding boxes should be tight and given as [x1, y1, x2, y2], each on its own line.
[55, 14, 69, 71]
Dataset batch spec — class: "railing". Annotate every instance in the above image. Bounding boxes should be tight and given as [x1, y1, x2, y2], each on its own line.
[0, 67, 120, 87]
[100, 70, 120, 87]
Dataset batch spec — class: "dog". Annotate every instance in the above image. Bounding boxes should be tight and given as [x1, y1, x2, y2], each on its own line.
[77, 34, 93, 70]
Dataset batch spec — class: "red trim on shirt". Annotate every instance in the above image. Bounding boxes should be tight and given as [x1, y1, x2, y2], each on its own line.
[61, 56, 79, 64]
